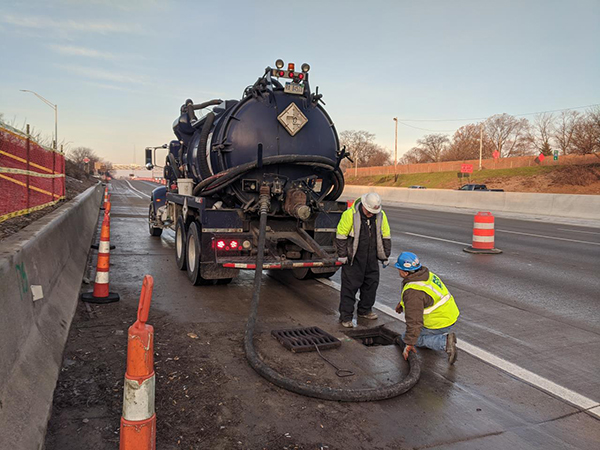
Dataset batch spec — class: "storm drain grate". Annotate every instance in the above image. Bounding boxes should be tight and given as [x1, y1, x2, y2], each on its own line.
[345, 327, 397, 347]
[271, 327, 341, 353]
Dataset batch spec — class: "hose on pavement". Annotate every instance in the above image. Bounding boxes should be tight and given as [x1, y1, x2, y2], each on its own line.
[243, 189, 421, 402]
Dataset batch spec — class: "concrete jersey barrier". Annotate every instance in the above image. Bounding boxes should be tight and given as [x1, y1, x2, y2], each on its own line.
[0, 183, 103, 449]
[342, 185, 600, 221]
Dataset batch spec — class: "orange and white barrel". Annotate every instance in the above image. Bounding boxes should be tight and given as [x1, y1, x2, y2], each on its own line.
[120, 275, 156, 450]
[463, 211, 502, 254]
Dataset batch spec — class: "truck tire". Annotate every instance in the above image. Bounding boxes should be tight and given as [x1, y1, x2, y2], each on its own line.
[175, 217, 187, 271]
[186, 222, 213, 286]
[148, 204, 162, 237]
[311, 269, 337, 279]
[292, 252, 314, 280]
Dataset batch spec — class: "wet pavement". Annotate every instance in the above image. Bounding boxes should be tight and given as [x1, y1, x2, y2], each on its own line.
[47, 179, 600, 449]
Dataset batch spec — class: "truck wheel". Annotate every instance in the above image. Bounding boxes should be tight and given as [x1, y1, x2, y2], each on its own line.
[292, 266, 312, 280]
[311, 270, 338, 279]
[186, 222, 213, 286]
[175, 217, 187, 271]
[148, 204, 162, 237]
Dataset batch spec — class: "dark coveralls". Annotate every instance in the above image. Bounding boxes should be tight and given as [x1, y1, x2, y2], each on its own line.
[339, 207, 380, 321]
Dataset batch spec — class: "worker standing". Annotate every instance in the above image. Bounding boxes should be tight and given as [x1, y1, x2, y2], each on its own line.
[394, 252, 459, 365]
[335, 193, 391, 328]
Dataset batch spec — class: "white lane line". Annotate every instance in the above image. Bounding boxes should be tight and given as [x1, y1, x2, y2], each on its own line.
[315, 277, 600, 414]
[496, 229, 600, 246]
[403, 231, 470, 246]
[125, 179, 151, 199]
[557, 228, 600, 236]
[588, 406, 600, 420]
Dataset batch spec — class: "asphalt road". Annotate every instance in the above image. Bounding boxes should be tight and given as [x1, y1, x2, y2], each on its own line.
[90, 179, 600, 449]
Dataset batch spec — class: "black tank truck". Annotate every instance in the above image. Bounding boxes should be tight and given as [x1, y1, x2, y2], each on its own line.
[146, 60, 352, 285]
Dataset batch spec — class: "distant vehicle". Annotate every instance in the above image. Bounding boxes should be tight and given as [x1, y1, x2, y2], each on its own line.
[458, 184, 504, 192]
[409, 185, 427, 189]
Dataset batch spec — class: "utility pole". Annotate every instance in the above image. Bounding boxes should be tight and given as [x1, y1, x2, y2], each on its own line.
[393, 117, 398, 182]
[479, 123, 483, 171]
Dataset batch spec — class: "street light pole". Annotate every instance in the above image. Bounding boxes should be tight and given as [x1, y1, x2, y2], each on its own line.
[20, 90, 58, 150]
[393, 117, 398, 182]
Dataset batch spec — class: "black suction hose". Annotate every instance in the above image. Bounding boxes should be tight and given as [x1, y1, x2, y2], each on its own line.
[197, 112, 215, 179]
[243, 191, 421, 402]
[192, 155, 344, 199]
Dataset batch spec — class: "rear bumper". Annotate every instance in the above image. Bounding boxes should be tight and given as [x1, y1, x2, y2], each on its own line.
[222, 260, 343, 270]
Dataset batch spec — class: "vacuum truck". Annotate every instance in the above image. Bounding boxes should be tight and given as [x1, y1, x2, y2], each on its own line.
[146, 60, 351, 285]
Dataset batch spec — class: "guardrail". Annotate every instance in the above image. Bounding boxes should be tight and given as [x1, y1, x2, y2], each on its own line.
[0, 184, 102, 449]
[342, 185, 600, 221]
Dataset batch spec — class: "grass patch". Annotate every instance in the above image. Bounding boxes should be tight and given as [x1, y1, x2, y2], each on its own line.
[345, 165, 563, 189]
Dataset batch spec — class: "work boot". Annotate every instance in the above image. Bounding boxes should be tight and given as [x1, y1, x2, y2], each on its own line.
[341, 320, 354, 328]
[446, 332, 457, 365]
[358, 311, 378, 320]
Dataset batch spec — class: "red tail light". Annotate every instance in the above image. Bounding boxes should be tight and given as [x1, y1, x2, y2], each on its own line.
[215, 239, 240, 251]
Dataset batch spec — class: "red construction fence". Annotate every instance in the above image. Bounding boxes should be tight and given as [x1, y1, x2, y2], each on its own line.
[0, 122, 66, 223]
[347, 153, 600, 177]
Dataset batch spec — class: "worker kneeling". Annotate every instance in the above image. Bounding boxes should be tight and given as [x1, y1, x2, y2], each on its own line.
[395, 252, 459, 365]
[335, 193, 392, 328]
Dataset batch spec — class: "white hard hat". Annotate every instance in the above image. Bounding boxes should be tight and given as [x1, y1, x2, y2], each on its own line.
[362, 192, 382, 214]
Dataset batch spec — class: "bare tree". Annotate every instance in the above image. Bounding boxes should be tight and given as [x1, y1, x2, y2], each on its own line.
[444, 123, 494, 161]
[530, 113, 554, 156]
[485, 114, 532, 157]
[339, 130, 391, 168]
[366, 147, 392, 166]
[571, 110, 600, 155]
[553, 111, 579, 155]
[68, 147, 100, 167]
[399, 148, 427, 165]
[413, 134, 450, 162]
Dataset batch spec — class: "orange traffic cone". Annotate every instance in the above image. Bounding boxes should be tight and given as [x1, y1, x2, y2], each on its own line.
[120, 275, 156, 450]
[92, 195, 116, 250]
[81, 209, 120, 303]
[101, 185, 109, 210]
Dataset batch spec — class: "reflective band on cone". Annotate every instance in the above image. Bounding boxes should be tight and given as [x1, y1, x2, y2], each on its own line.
[81, 210, 120, 303]
[463, 211, 502, 254]
[101, 186, 109, 210]
[120, 276, 156, 450]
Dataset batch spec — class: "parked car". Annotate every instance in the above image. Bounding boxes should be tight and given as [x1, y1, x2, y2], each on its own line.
[409, 185, 427, 189]
[458, 184, 504, 192]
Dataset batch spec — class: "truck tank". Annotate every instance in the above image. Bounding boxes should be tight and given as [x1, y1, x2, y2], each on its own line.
[168, 60, 348, 217]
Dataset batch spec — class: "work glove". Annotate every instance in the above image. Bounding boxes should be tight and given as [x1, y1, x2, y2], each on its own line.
[403, 345, 417, 360]
[395, 302, 403, 314]
[382, 257, 391, 268]
[337, 257, 348, 264]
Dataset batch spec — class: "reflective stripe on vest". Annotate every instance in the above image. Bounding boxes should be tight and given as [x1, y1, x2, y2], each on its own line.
[400, 271, 459, 329]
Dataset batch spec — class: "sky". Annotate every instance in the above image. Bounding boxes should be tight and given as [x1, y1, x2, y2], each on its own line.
[1, 0, 599, 165]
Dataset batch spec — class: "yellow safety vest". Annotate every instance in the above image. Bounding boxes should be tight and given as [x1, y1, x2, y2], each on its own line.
[400, 271, 460, 329]
[335, 198, 391, 262]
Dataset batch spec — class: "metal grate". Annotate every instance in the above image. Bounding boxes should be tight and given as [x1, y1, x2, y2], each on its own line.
[271, 327, 341, 353]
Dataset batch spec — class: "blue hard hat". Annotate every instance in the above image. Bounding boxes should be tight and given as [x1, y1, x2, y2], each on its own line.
[395, 252, 422, 271]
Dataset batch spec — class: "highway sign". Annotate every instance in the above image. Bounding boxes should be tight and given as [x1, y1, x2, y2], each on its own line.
[83, 157, 90, 163]
[461, 164, 473, 174]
